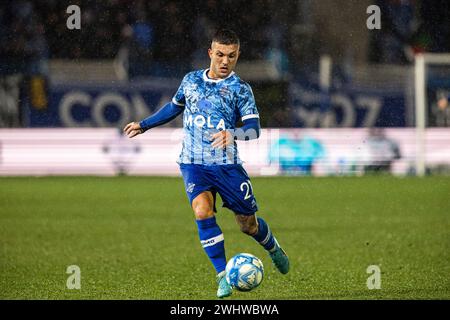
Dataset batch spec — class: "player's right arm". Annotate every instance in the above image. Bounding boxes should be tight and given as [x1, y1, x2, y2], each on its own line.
[123, 74, 188, 138]
[124, 102, 184, 138]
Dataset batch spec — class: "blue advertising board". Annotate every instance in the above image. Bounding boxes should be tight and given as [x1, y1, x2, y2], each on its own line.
[25, 79, 180, 128]
[25, 77, 409, 128]
[288, 80, 408, 127]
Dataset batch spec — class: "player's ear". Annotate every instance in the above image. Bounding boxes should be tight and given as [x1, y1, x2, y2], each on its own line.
[233, 50, 240, 62]
[208, 48, 213, 59]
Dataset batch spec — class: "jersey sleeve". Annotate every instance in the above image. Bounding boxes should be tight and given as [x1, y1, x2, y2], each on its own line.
[237, 82, 259, 121]
[172, 74, 188, 106]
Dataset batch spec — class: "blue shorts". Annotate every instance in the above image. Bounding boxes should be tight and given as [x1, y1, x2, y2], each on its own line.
[179, 164, 259, 216]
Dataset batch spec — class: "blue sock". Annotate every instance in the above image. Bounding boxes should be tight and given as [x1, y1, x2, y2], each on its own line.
[252, 217, 277, 252]
[196, 216, 227, 274]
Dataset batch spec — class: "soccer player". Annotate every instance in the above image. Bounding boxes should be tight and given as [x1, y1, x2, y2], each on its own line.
[124, 29, 289, 298]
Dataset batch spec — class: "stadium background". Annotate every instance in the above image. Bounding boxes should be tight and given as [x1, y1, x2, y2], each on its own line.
[0, 0, 449, 300]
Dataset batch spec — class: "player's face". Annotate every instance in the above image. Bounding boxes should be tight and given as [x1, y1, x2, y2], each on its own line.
[208, 42, 240, 79]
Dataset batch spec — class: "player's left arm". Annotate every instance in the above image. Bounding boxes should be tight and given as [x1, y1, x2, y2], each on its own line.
[211, 82, 261, 148]
[211, 118, 260, 148]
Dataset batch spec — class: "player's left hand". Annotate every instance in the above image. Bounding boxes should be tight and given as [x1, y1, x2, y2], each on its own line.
[211, 130, 234, 149]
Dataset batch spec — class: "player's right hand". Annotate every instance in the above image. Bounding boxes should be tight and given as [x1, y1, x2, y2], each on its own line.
[124, 122, 144, 138]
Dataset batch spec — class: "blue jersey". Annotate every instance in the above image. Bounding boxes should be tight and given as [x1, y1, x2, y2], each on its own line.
[172, 69, 259, 165]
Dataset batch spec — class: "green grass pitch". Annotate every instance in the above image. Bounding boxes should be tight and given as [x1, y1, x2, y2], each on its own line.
[1, 176, 449, 299]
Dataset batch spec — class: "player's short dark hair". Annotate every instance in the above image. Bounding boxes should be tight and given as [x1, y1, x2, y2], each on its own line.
[212, 29, 240, 46]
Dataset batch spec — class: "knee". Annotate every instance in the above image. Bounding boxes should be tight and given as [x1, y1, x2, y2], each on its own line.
[239, 222, 258, 236]
[194, 206, 214, 220]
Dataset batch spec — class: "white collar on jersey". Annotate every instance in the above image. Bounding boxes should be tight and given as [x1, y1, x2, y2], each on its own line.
[203, 69, 235, 83]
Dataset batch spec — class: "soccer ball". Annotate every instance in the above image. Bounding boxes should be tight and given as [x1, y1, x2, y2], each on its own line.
[225, 253, 264, 291]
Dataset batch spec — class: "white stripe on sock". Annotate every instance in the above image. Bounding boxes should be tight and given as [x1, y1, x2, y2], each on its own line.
[268, 238, 279, 252]
[260, 228, 272, 246]
[201, 234, 224, 248]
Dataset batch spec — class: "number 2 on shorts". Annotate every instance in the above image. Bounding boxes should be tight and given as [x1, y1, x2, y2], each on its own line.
[240, 180, 253, 200]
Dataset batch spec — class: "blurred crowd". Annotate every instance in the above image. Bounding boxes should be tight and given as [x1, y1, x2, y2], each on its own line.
[369, 0, 450, 64]
[0, 0, 294, 77]
[1, 0, 449, 78]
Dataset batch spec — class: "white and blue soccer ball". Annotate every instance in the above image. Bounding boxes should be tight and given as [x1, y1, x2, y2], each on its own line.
[225, 253, 264, 291]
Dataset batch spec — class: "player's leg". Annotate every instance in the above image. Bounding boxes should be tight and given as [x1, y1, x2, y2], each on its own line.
[235, 213, 289, 274]
[180, 164, 232, 298]
[213, 164, 289, 274]
[192, 191, 227, 274]
[192, 191, 232, 298]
